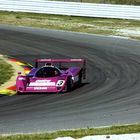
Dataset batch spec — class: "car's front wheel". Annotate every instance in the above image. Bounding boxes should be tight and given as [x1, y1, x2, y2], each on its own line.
[66, 77, 74, 92]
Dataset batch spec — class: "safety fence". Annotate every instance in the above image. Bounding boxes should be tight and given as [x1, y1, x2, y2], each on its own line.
[0, 0, 140, 20]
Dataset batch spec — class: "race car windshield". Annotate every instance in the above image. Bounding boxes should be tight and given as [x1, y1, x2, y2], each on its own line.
[35, 67, 60, 78]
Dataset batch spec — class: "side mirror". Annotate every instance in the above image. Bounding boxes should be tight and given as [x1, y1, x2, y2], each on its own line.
[18, 72, 21, 75]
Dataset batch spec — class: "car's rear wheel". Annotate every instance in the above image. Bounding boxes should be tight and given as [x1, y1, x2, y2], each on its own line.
[78, 72, 82, 86]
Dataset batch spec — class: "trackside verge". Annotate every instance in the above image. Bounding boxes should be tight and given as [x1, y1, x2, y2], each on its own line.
[0, 55, 32, 96]
[55, 134, 140, 140]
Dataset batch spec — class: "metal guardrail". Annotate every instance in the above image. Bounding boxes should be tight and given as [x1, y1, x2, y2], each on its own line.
[0, 0, 140, 20]
[46, 0, 140, 5]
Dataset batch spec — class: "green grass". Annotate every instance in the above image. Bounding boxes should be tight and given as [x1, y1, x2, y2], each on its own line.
[0, 11, 140, 40]
[0, 59, 14, 86]
[1, 124, 140, 140]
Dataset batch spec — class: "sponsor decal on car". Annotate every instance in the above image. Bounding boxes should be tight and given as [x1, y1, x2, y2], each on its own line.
[34, 87, 48, 90]
[29, 80, 56, 86]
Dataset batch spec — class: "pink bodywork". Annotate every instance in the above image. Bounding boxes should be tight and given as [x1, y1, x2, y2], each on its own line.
[16, 67, 81, 93]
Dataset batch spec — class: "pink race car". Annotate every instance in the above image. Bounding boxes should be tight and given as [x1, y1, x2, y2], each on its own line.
[16, 59, 86, 93]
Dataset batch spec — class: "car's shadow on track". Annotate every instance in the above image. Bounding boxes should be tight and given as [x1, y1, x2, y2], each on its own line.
[16, 82, 89, 96]
[73, 82, 89, 90]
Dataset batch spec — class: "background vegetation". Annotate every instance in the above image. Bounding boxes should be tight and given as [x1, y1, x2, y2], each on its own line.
[0, 11, 140, 40]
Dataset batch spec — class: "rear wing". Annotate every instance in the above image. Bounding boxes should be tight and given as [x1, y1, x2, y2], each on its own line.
[35, 59, 86, 79]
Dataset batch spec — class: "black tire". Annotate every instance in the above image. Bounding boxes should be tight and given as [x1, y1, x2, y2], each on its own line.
[67, 77, 74, 92]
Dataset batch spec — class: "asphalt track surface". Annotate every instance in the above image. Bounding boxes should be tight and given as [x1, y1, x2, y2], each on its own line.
[0, 25, 140, 134]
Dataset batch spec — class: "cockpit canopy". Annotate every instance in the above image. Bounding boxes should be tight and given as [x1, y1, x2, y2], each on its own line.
[35, 67, 60, 78]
